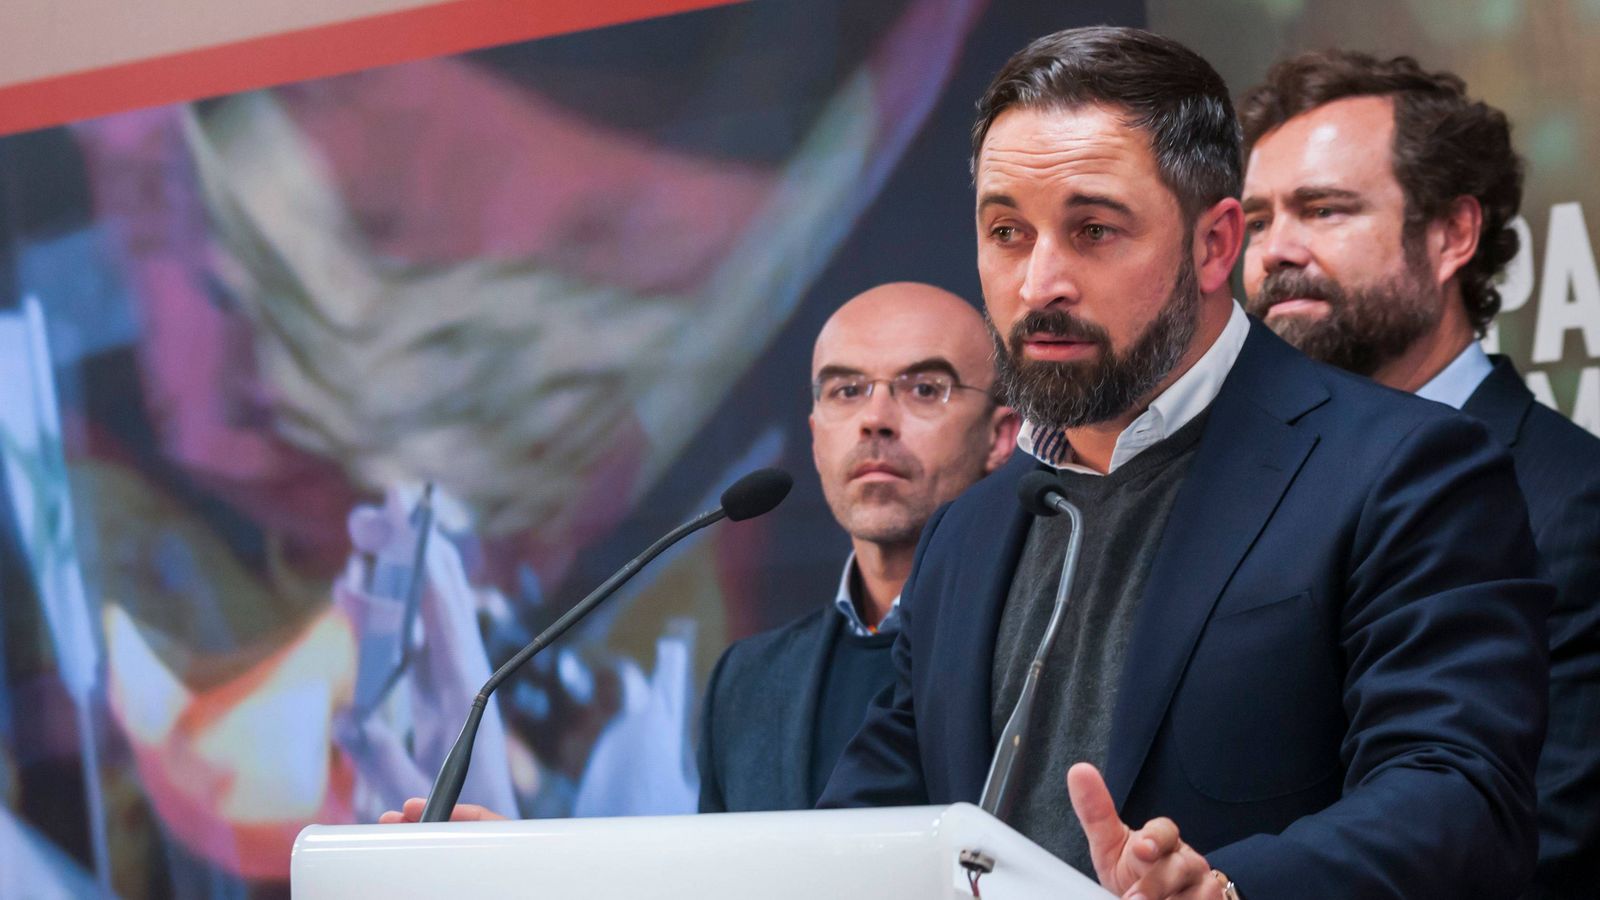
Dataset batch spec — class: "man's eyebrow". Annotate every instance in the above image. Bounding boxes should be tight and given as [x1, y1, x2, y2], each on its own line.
[898, 357, 962, 380]
[977, 192, 1018, 214]
[815, 359, 964, 381]
[1289, 185, 1363, 205]
[1066, 192, 1133, 217]
[814, 364, 864, 382]
[1241, 196, 1270, 216]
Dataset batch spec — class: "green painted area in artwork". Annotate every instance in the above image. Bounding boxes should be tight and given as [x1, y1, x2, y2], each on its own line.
[1408, 0, 1519, 40]
[1527, 114, 1581, 174]
[1477, 0, 1520, 33]
[1261, 0, 1308, 23]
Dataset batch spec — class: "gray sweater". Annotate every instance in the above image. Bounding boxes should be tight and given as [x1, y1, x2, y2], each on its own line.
[991, 409, 1208, 874]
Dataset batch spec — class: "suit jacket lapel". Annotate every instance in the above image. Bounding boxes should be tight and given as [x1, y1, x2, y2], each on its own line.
[950, 462, 1038, 801]
[1462, 355, 1533, 448]
[782, 602, 846, 808]
[1104, 324, 1327, 806]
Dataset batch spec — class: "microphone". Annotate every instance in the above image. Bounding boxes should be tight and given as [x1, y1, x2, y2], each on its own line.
[418, 467, 793, 823]
[978, 471, 1083, 822]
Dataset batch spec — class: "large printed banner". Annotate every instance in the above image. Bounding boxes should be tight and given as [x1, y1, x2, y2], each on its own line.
[0, 0, 747, 135]
[0, 2, 1133, 896]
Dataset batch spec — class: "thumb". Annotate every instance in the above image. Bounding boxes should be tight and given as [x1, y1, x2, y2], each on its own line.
[1067, 762, 1127, 886]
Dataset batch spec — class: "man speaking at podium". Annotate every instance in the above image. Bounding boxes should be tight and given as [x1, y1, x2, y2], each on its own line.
[820, 27, 1552, 900]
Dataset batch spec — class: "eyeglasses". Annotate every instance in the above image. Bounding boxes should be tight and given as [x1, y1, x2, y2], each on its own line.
[811, 371, 990, 420]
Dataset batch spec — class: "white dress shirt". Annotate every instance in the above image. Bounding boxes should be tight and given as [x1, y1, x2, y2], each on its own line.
[832, 551, 902, 637]
[1415, 341, 1495, 411]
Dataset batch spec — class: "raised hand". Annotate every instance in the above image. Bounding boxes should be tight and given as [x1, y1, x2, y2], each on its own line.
[1067, 763, 1222, 900]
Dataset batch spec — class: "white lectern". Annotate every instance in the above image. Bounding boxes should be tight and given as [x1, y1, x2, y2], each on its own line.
[292, 803, 1112, 898]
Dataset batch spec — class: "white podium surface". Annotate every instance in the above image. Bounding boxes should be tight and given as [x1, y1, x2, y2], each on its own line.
[292, 803, 1112, 898]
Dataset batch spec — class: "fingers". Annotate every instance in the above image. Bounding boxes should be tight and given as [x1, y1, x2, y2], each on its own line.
[377, 797, 427, 824]
[1173, 880, 1225, 900]
[1066, 762, 1128, 885]
[1130, 817, 1180, 864]
[1066, 764, 1212, 900]
[375, 798, 508, 823]
[1165, 879, 1223, 900]
[450, 803, 507, 821]
[1120, 827, 1213, 900]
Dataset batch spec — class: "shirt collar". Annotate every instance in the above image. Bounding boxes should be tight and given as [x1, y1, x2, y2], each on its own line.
[1018, 301, 1251, 474]
[1415, 341, 1494, 410]
[832, 551, 902, 637]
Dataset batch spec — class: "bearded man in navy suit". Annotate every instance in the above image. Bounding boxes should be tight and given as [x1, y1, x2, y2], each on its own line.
[820, 27, 1552, 900]
[1238, 51, 1600, 899]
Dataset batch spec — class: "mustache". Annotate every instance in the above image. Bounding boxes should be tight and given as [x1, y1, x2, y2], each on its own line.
[1007, 309, 1111, 349]
[1254, 270, 1345, 309]
[842, 439, 921, 480]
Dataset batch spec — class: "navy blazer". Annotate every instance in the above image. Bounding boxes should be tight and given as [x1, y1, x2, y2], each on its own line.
[699, 606, 872, 812]
[820, 323, 1553, 899]
[1464, 356, 1600, 898]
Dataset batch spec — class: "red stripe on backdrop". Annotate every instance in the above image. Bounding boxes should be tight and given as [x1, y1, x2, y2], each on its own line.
[0, 0, 747, 136]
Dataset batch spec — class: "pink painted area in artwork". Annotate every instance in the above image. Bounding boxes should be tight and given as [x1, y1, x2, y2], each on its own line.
[478, 409, 649, 594]
[867, 0, 986, 136]
[75, 109, 361, 572]
[276, 58, 778, 297]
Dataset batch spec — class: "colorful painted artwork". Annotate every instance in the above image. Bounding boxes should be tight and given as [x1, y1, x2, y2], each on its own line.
[0, 2, 1134, 894]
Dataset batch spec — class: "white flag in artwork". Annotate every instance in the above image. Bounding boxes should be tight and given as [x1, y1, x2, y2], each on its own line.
[0, 296, 99, 702]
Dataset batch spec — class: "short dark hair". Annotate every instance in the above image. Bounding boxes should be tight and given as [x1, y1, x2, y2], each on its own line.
[1239, 51, 1524, 336]
[970, 26, 1243, 223]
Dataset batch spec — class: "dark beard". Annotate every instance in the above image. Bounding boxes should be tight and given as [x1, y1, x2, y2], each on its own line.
[988, 254, 1200, 430]
[1245, 245, 1439, 377]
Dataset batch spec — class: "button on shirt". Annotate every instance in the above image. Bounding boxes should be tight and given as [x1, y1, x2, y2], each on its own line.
[832, 552, 902, 637]
[1017, 301, 1252, 473]
[1415, 341, 1495, 411]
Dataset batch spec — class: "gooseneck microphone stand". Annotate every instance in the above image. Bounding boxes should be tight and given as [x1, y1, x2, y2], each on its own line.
[978, 471, 1084, 822]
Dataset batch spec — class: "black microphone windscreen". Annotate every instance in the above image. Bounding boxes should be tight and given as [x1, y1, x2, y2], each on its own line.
[721, 468, 794, 521]
[1018, 471, 1066, 517]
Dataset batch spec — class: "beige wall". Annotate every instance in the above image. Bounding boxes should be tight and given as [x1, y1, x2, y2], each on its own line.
[0, 0, 452, 87]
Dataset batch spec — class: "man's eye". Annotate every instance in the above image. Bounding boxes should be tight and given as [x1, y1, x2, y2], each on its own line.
[1310, 206, 1339, 219]
[902, 376, 951, 402]
[991, 225, 1017, 243]
[833, 383, 864, 400]
[1083, 224, 1111, 241]
[1245, 218, 1268, 234]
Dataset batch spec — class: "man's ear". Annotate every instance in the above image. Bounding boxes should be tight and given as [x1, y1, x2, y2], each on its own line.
[1194, 197, 1245, 294]
[808, 412, 823, 474]
[985, 405, 1021, 473]
[1432, 195, 1482, 286]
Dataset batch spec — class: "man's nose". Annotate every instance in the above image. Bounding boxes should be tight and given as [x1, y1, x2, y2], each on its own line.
[1257, 216, 1312, 273]
[1018, 234, 1078, 311]
[857, 384, 901, 437]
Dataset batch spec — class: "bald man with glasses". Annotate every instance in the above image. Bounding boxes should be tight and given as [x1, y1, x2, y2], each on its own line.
[696, 282, 1018, 813]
